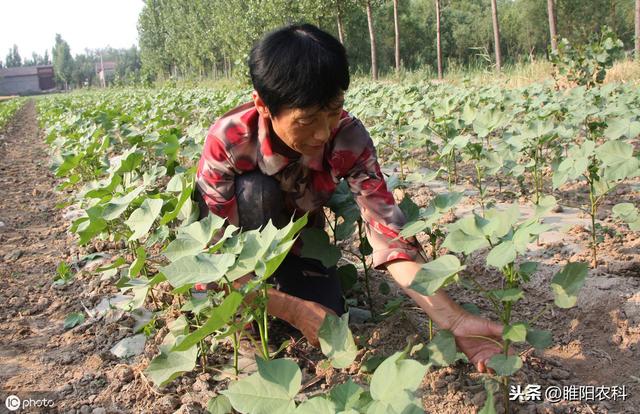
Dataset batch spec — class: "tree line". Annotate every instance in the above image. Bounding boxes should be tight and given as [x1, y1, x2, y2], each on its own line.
[138, 0, 639, 81]
[2, 45, 51, 68]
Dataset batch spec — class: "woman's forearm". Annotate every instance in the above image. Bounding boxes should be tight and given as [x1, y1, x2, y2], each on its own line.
[385, 258, 465, 330]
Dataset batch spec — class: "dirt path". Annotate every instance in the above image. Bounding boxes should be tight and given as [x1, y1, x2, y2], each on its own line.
[0, 100, 77, 398]
[0, 101, 152, 414]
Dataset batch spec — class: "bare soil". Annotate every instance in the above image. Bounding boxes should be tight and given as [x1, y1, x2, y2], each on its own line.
[0, 101, 638, 413]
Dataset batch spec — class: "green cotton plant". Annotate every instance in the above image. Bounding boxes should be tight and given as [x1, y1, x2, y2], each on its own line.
[461, 142, 491, 216]
[408, 199, 588, 413]
[398, 191, 463, 339]
[552, 126, 639, 267]
[213, 312, 429, 414]
[516, 118, 561, 205]
[0, 98, 25, 130]
[37, 80, 640, 411]
[399, 191, 463, 261]
[320, 180, 378, 314]
[153, 213, 309, 381]
[550, 26, 624, 90]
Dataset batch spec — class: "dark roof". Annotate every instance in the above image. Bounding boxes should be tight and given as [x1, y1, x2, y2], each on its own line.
[0, 65, 53, 78]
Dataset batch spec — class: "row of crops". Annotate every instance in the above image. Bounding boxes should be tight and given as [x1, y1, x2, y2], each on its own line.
[0, 97, 25, 131]
[34, 80, 639, 413]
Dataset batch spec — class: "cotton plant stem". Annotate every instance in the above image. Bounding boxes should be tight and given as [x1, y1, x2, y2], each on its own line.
[357, 220, 375, 316]
[232, 332, 239, 377]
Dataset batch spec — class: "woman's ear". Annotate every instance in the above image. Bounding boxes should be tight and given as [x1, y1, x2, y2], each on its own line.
[252, 91, 271, 119]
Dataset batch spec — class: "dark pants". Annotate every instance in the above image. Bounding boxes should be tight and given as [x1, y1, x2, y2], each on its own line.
[196, 171, 345, 315]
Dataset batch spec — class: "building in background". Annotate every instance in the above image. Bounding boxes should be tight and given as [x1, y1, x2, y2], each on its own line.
[0, 66, 55, 96]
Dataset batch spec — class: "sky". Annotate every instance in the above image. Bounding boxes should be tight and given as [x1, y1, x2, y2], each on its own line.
[0, 0, 144, 62]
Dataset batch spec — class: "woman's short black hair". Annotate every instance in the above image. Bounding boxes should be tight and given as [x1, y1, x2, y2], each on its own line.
[249, 24, 350, 116]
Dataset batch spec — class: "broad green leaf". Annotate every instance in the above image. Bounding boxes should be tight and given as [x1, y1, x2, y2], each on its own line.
[164, 237, 206, 262]
[553, 141, 596, 188]
[295, 397, 336, 413]
[369, 352, 426, 414]
[502, 323, 527, 343]
[432, 192, 463, 212]
[399, 196, 420, 222]
[301, 228, 341, 268]
[330, 379, 365, 412]
[159, 183, 193, 225]
[612, 203, 640, 230]
[145, 337, 198, 387]
[534, 195, 557, 218]
[518, 261, 539, 277]
[260, 239, 297, 280]
[225, 231, 262, 280]
[276, 213, 309, 244]
[207, 395, 232, 414]
[173, 291, 243, 352]
[161, 253, 235, 288]
[335, 220, 356, 240]
[112, 148, 144, 174]
[166, 173, 186, 192]
[400, 220, 428, 238]
[318, 313, 358, 369]
[84, 173, 122, 199]
[224, 358, 301, 414]
[75, 211, 107, 245]
[487, 354, 523, 376]
[443, 214, 490, 254]
[337, 264, 358, 292]
[550, 262, 589, 308]
[526, 328, 553, 349]
[164, 214, 227, 261]
[125, 198, 164, 240]
[604, 117, 640, 140]
[486, 241, 516, 269]
[490, 288, 524, 303]
[410, 255, 465, 296]
[426, 329, 458, 367]
[596, 141, 639, 181]
[128, 247, 147, 278]
[102, 186, 145, 221]
[484, 204, 520, 238]
[442, 228, 489, 254]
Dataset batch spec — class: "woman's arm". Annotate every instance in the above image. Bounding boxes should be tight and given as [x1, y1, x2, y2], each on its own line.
[385, 258, 466, 330]
[385, 257, 507, 373]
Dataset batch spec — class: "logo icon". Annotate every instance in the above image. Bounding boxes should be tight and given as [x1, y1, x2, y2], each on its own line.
[5, 395, 20, 411]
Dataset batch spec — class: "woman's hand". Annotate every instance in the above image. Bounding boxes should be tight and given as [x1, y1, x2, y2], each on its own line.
[266, 289, 336, 347]
[450, 312, 513, 373]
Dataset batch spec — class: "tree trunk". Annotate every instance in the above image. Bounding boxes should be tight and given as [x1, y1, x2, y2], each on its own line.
[393, 0, 400, 75]
[435, 0, 443, 80]
[636, 0, 640, 60]
[366, 0, 378, 80]
[547, 0, 558, 53]
[490, 0, 502, 71]
[336, 10, 345, 44]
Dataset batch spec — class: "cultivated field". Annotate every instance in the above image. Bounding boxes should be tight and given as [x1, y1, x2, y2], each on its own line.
[0, 80, 638, 413]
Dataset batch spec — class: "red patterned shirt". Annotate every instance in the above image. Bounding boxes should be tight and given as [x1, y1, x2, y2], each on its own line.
[195, 102, 419, 269]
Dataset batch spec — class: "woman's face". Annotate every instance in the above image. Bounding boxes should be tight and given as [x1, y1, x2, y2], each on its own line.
[253, 92, 344, 156]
